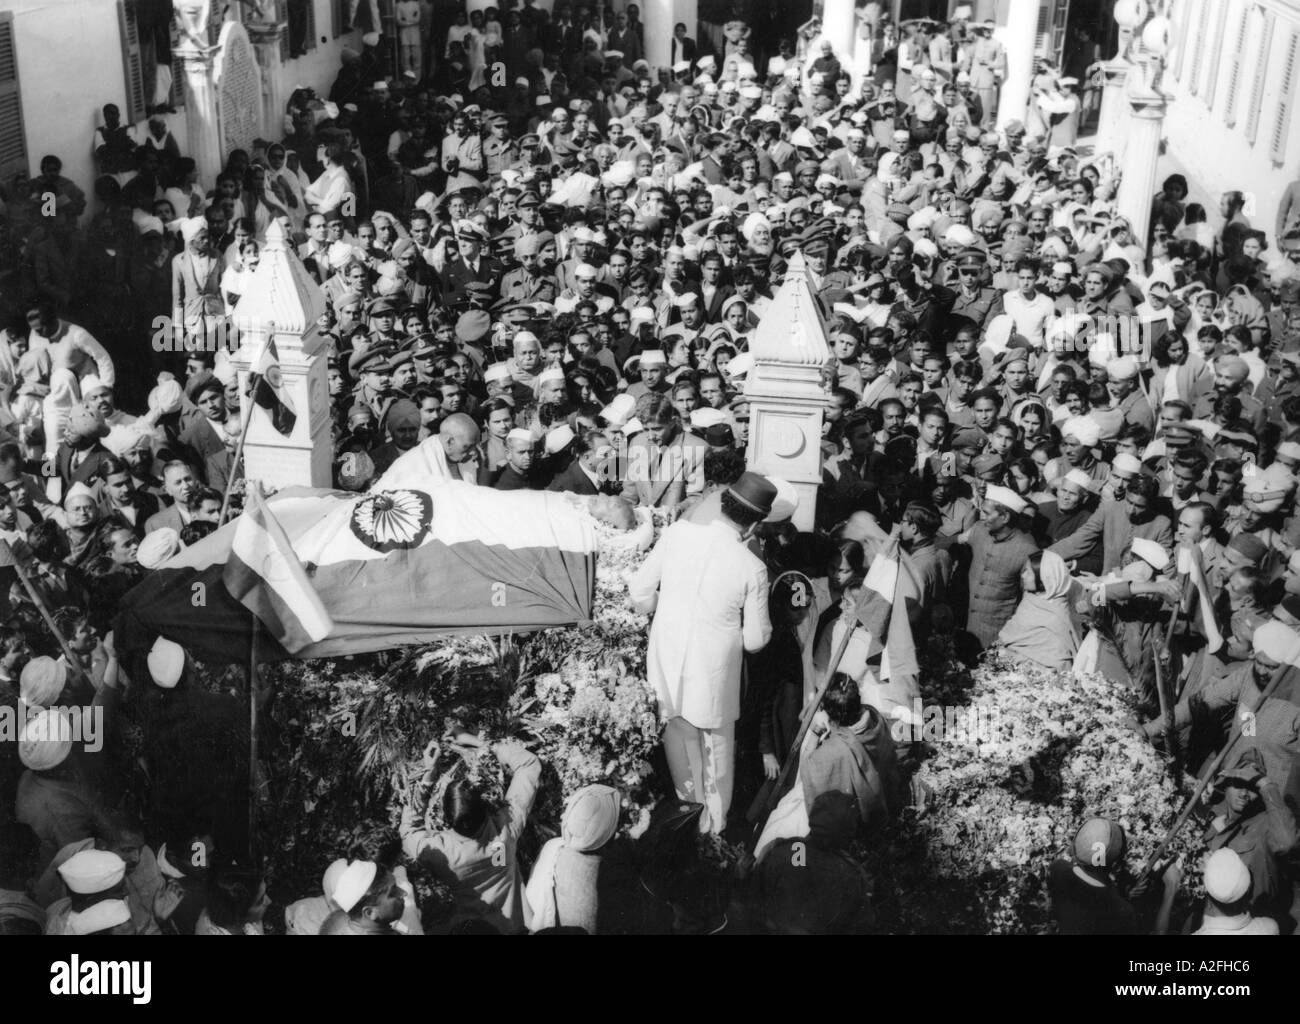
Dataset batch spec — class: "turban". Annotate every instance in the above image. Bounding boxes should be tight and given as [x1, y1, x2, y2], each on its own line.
[1253, 620, 1300, 667]
[386, 399, 421, 431]
[148, 376, 183, 415]
[1203, 848, 1252, 905]
[1074, 818, 1124, 868]
[18, 707, 74, 770]
[1215, 355, 1250, 383]
[104, 423, 152, 458]
[1107, 356, 1139, 380]
[514, 233, 543, 258]
[561, 784, 621, 851]
[742, 213, 771, 242]
[1063, 415, 1101, 447]
[178, 217, 207, 243]
[20, 656, 66, 708]
[137, 527, 182, 569]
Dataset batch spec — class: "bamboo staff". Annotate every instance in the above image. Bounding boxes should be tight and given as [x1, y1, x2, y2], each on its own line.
[218, 325, 275, 526]
[1137, 661, 1289, 883]
[0, 540, 91, 689]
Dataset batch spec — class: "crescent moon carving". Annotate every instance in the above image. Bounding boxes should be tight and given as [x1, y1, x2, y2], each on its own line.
[773, 424, 807, 459]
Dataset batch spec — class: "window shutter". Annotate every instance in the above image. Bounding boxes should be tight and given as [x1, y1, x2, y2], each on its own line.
[1035, 1, 1051, 56]
[1245, 12, 1275, 143]
[170, 28, 186, 108]
[305, 0, 317, 51]
[333, 0, 346, 38]
[1188, 0, 1210, 94]
[118, 0, 147, 124]
[1224, 9, 1249, 127]
[1205, 0, 1233, 109]
[1272, 30, 1299, 163]
[278, 0, 291, 60]
[0, 13, 27, 181]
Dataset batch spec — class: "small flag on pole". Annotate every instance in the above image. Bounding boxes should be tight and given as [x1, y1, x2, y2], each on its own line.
[1177, 543, 1225, 654]
[252, 336, 296, 436]
[223, 485, 332, 654]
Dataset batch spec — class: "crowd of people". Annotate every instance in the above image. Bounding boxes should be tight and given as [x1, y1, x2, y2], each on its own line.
[0, 1, 1296, 935]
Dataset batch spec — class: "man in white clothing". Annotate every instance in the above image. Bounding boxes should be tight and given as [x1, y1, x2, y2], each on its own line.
[629, 471, 775, 834]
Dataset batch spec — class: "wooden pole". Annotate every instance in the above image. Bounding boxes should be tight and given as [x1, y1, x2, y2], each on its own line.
[1138, 661, 1290, 882]
[0, 540, 91, 689]
[248, 613, 260, 863]
[218, 326, 275, 526]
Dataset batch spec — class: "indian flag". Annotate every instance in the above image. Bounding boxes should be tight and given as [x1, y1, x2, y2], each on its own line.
[824, 537, 920, 724]
[224, 485, 332, 654]
[115, 461, 598, 663]
[252, 338, 296, 436]
[1176, 543, 1225, 654]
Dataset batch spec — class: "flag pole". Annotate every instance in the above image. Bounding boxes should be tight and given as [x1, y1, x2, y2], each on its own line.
[219, 324, 275, 526]
[0, 540, 91, 690]
[1136, 660, 1290, 885]
[248, 610, 260, 864]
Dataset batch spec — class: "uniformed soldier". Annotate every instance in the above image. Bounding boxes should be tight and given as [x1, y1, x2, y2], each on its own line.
[947, 248, 999, 333]
[350, 348, 397, 424]
[366, 296, 403, 349]
[483, 114, 519, 178]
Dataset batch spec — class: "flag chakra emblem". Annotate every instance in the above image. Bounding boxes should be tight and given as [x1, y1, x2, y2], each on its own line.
[349, 490, 433, 552]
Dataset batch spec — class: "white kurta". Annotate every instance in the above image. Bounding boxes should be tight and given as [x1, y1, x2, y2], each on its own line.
[629, 519, 772, 730]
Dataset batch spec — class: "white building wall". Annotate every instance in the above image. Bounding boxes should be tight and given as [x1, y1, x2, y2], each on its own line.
[1163, 0, 1300, 238]
[1, 0, 358, 194]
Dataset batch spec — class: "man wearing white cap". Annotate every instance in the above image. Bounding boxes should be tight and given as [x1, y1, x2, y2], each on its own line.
[1052, 414, 1109, 491]
[1052, 472, 1172, 575]
[1107, 356, 1154, 435]
[41, 826, 165, 936]
[490, 428, 539, 491]
[965, 482, 1040, 648]
[1194, 848, 1280, 934]
[547, 427, 615, 496]
[15, 706, 118, 870]
[44, 848, 134, 936]
[626, 347, 671, 401]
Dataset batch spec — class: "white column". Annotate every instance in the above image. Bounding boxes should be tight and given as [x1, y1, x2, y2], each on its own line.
[248, 22, 289, 145]
[176, 43, 224, 187]
[995, 0, 1039, 128]
[1116, 88, 1166, 251]
[744, 253, 829, 532]
[824, 0, 857, 64]
[645, 0, 674, 75]
[1095, 57, 1131, 160]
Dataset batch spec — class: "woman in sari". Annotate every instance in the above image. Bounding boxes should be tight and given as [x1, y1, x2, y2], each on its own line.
[265, 143, 310, 237]
[996, 550, 1080, 671]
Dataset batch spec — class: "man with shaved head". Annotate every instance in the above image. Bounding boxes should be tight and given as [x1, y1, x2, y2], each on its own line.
[439, 413, 482, 484]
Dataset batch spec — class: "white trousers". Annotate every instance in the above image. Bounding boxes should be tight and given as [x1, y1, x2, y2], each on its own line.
[662, 717, 734, 835]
